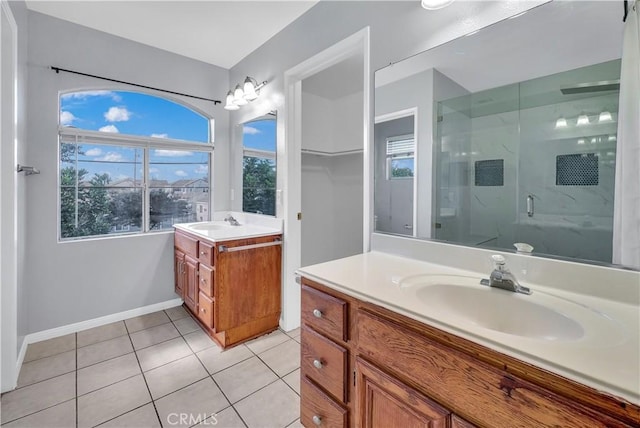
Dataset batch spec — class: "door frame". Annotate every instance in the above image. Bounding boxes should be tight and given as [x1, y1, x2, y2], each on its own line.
[374, 107, 419, 238]
[279, 27, 370, 331]
[1, 0, 19, 392]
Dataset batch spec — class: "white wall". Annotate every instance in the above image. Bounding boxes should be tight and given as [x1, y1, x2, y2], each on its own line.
[301, 87, 363, 267]
[24, 11, 230, 334]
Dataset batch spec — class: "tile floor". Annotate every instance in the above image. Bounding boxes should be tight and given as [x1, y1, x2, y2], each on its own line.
[0, 306, 303, 428]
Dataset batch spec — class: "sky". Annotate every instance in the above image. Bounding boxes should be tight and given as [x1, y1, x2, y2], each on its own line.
[243, 117, 276, 152]
[60, 90, 210, 184]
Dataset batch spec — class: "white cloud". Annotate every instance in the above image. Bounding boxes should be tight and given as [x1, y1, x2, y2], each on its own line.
[243, 126, 261, 135]
[97, 152, 124, 162]
[104, 106, 131, 122]
[154, 149, 193, 157]
[60, 111, 76, 126]
[175, 170, 188, 177]
[84, 148, 103, 157]
[151, 133, 168, 139]
[99, 125, 119, 133]
[149, 168, 159, 174]
[62, 90, 120, 101]
[195, 165, 208, 174]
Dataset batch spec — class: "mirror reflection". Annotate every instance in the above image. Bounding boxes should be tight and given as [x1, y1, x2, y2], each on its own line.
[374, 1, 631, 266]
[242, 112, 277, 216]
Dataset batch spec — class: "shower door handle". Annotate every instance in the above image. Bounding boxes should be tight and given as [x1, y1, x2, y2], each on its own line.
[527, 195, 534, 217]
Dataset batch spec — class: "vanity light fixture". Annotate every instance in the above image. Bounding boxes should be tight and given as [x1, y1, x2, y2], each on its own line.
[608, 135, 617, 141]
[577, 138, 586, 145]
[555, 117, 568, 128]
[224, 91, 239, 110]
[576, 114, 590, 126]
[224, 76, 268, 110]
[421, 0, 454, 10]
[598, 110, 613, 122]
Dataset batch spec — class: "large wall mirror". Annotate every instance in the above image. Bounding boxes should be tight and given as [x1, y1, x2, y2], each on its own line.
[242, 112, 277, 216]
[374, 1, 635, 268]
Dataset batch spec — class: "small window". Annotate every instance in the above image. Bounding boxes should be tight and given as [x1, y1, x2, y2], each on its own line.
[386, 135, 415, 179]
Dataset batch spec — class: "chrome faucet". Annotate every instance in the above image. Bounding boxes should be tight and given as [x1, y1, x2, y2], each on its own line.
[481, 255, 531, 295]
[224, 214, 241, 226]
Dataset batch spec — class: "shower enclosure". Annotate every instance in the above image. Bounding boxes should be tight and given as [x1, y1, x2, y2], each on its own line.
[434, 60, 620, 263]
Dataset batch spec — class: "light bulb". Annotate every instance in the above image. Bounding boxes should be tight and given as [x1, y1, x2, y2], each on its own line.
[577, 139, 585, 145]
[243, 77, 258, 101]
[233, 84, 248, 106]
[224, 91, 239, 110]
[555, 117, 568, 128]
[599, 111, 612, 122]
[576, 114, 589, 126]
[421, 0, 454, 10]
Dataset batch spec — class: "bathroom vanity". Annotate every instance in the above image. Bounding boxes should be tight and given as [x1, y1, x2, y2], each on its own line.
[297, 252, 640, 428]
[174, 220, 282, 348]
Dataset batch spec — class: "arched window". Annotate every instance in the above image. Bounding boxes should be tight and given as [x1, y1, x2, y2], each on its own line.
[59, 90, 212, 240]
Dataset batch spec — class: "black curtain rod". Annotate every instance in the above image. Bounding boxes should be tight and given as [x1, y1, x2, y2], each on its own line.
[50, 66, 221, 105]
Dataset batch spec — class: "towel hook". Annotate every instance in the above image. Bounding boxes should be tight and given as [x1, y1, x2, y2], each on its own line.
[16, 164, 40, 175]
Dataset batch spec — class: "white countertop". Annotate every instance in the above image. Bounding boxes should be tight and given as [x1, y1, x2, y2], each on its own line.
[297, 251, 640, 405]
[174, 220, 281, 242]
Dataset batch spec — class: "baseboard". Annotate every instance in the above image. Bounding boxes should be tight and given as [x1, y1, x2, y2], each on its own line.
[23, 298, 183, 346]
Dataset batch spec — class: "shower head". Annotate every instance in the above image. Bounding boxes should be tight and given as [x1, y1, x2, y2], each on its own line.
[560, 80, 620, 95]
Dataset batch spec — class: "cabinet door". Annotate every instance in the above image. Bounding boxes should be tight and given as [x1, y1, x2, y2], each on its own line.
[356, 358, 449, 428]
[451, 414, 478, 428]
[184, 254, 198, 313]
[174, 250, 185, 297]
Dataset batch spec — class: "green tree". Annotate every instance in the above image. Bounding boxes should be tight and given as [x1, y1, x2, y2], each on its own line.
[391, 166, 414, 178]
[60, 143, 115, 238]
[243, 157, 276, 215]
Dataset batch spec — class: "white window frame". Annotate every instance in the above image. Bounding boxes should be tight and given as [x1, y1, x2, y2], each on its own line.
[58, 127, 213, 241]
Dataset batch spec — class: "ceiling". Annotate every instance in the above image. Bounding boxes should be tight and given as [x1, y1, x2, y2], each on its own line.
[25, 1, 319, 69]
[303, 52, 364, 100]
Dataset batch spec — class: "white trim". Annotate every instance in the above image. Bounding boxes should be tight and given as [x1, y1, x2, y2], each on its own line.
[281, 27, 370, 331]
[21, 298, 183, 346]
[301, 148, 364, 157]
[374, 107, 419, 238]
[1, 0, 19, 393]
[243, 148, 276, 159]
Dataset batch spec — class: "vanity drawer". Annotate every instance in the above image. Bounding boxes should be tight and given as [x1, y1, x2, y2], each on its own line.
[175, 231, 197, 257]
[301, 377, 348, 428]
[301, 284, 348, 342]
[198, 241, 214, 266]
[199, 264, 213, 297]
[301, 326, 348, 404]
[197, 292, 213, 329]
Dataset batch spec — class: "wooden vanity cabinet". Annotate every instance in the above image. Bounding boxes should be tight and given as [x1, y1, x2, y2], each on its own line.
[174, 228, 282, 348]
[299, 277, 640, 428]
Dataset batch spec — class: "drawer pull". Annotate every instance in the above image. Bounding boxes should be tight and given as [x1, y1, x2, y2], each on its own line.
[313, 309, 322, 318]
[312, 415, 322, 426]
[200, 278, 206, 283]
[200, 250, 207, 256]
[313, 359, 323, 369]
[200, 307, 206, 313]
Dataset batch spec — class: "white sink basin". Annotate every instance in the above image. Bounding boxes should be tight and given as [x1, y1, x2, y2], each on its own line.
[416, 284, 583, 341]
[188, 222, 233, 231]
[398, 275, 627, 346]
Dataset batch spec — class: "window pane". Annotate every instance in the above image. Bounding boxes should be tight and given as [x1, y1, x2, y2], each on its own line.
[59, 142, 143, 239]
[149, 149, 210, 230]
[390, 157, 414, 179]
[243, 156, 276, 216]
[243, 118, 276, 151]
[60, 90, 210, 143]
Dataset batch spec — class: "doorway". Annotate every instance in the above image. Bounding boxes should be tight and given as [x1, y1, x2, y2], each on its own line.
[280, 28, 370, 330]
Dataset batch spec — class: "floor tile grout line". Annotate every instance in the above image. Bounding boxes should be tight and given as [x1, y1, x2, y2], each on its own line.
[91, 401, 154, 428]
[124, 321, 164, 428]
[0, 397, 77, 426]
